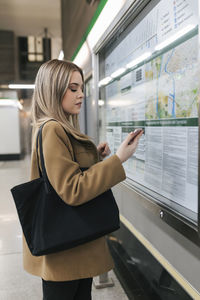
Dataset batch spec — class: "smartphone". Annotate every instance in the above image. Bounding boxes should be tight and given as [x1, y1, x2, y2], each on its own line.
[128, 128, 143, 145]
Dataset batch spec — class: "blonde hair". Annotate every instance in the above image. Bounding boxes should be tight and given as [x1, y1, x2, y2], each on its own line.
[31, 59, 88, 145]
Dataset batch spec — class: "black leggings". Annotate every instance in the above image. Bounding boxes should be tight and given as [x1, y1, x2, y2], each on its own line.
[42, 278, 93, 300]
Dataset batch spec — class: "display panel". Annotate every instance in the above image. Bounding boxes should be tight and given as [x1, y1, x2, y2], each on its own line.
[98, 0, 199, 223]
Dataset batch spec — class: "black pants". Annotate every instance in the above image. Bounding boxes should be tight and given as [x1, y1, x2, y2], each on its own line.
[42, 278, 93, 300]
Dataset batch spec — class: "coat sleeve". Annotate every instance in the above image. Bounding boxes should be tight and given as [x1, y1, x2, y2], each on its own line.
[40, 122, 126, 206]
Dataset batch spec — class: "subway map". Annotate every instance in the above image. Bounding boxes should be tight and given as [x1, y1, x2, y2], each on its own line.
[145, 35, 199, 120]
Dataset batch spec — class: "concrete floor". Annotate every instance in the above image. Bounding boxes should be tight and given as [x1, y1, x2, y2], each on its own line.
[0, 156, 128, 300]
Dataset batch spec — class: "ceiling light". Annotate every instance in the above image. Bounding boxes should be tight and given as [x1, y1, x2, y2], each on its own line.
[86, 0, 126, 50]
[8, 84, 35, 89]
[58, 50, 64, 60]
[98, 100, 105, 106]
[98, 76, 112, 87]
[155, 24, 196, 51]
[73, 42, 90, 68]
[126, 52, 152, 69]
[111, 67, 126, 78]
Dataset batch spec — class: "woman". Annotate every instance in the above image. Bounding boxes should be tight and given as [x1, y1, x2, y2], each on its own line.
[24, 59, 143, 299]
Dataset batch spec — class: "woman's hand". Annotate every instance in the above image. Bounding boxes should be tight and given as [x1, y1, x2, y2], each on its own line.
[116, 130, 143, 163]
[97, 142, 111, 159]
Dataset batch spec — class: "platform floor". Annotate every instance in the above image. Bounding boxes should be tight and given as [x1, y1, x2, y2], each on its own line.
[0, 156, 128, 300]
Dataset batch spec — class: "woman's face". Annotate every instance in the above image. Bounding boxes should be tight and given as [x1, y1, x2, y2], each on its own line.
[62, 71, 84, 115]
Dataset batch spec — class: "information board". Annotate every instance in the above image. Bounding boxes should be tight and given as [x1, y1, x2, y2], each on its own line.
[99, 0, 199, 222]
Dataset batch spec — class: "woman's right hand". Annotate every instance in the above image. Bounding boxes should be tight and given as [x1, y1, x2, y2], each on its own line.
[116, 130, 143, 163]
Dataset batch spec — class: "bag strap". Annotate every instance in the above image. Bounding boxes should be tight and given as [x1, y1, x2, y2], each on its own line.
[35, 120, 78, 192]
[36, 130, 42, 178]
[36, 123, 52, 192]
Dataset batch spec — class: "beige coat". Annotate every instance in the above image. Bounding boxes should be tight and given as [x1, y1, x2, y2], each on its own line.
[23, 120, 126, 281]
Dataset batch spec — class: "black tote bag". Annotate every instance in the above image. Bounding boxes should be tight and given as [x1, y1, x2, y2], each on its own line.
[10, 123, 120, 256]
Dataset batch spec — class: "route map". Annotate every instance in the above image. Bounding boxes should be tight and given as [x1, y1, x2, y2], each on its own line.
[145, 35, 199, 120]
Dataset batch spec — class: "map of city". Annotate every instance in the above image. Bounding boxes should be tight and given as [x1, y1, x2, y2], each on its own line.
[145, 35, 199, 120]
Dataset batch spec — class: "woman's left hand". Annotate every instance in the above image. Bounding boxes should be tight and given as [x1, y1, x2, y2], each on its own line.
[97, 142, 111, 159]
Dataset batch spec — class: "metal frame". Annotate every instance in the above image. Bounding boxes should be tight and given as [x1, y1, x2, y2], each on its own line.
[84, 75, 92, 135]
[93, 0, 152, 54]
[93, 0, 200, 246]
[91, 53, 99, 144]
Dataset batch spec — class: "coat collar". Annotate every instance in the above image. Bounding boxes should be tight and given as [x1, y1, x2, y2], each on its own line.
[48, 119, 100, 160]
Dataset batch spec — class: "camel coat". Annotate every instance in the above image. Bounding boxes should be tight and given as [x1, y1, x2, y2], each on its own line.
[23, 120, 126, 281]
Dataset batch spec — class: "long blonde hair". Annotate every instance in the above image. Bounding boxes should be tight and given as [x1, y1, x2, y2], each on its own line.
[31, 59, 88, 145]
